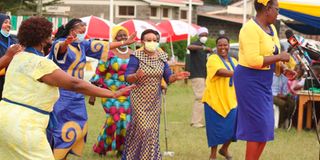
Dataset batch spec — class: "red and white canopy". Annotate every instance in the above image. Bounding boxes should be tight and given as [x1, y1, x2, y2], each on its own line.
[157, 20, 201, 42]
[119, 19, 169, 42]
[80, 15, 115, 40]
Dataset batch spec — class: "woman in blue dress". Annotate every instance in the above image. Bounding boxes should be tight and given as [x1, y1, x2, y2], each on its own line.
[234, 0, 296, 159]
[0, 13, 17, 100]
[46, 18, 136, 160]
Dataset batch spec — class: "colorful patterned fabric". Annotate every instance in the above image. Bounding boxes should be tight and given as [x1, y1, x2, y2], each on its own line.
[0, 52, 59, 159]
[47, 39, 109, 160]
[90, 51, 131, 155]
[122, 50, 171, 160]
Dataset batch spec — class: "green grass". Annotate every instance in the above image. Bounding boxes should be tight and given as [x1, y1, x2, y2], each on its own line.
[69, 81, 319, 160]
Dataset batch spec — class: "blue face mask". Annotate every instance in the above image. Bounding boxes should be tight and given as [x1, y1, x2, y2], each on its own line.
[0, 29, 10, 38]
[76, 33, 85, 42]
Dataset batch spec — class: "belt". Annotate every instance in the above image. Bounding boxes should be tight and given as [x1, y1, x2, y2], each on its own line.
[2, 98, 50, 115]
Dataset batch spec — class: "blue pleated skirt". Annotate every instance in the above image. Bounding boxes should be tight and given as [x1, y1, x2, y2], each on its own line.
[234, 65, 274, 142]
[204, 103, 237, 147]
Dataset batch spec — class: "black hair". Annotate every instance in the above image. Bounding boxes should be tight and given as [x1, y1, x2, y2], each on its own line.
[216, 36, 230, 45]
[140, 29, 159, 41]
[254, 0, 274, 12]
[55, 18, 83, 40]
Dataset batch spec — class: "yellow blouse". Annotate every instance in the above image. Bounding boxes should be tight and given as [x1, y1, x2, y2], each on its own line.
[238, 19, 295, 73]
[2, 52, 60, 112]
[202, 54, 238, 117]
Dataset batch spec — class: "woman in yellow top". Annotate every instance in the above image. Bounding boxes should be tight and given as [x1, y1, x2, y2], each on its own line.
[202, 36, 237, 160]
[0, 17, 134, 160]
[234, 0, 296, 160]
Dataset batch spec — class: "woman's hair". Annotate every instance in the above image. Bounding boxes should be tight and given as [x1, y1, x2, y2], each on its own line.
[140, 29, 159, 41]
[18, 16, 52, 47]
[216, 36, 230, 45]
[55, 18, 83, 40]
[254, 0, 274, 12]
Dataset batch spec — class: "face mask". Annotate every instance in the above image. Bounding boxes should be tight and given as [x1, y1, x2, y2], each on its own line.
[199, 36, 208, 44]
[76, 33, 85, 42]
[0, 29, 10, 38]
[144, 42, 159, 53]
[119, 45, 128, 49]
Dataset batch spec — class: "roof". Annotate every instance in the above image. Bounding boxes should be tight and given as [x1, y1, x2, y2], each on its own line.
[144, 0, 203, 7]
[198, 12, 243, 24]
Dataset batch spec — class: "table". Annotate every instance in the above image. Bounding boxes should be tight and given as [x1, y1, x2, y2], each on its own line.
[168, 62, 185, 73]
[297, 91, 320, 131]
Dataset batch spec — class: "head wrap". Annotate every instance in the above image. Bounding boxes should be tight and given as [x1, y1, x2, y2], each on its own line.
[0, 13, 10, 28]
[111, 25, 129, 41]
[257, 0, 270, 6]
[197, 27, 208, 36]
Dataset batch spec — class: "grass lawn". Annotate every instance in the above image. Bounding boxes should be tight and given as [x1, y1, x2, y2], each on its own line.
[69, 81, 319, 160]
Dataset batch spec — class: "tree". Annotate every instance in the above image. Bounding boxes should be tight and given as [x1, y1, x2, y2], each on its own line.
[0, 0, 61, 15]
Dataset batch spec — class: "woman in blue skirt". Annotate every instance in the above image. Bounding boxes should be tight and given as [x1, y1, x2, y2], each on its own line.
[202, 36, 237, 160]
[234, 0, 296, 159]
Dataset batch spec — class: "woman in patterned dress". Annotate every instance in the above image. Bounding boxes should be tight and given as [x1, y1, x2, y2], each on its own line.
[0, 16, 134, 160]
[90, 26, 133, 156]
[46, 19, 136, 160]
[122, 29, 190, 160]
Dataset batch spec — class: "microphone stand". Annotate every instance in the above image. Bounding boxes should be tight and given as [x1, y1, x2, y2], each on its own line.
[295, 50, 320, 147]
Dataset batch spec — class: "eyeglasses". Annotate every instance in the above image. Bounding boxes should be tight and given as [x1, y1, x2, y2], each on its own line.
[269, 5, 279, 13]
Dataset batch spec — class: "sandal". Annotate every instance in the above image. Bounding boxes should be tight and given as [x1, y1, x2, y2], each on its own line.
[218, 149, 232, 160]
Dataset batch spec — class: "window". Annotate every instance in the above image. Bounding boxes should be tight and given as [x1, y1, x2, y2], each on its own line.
[180, 10, 187, 19]
[118, 6, 135, 16]
[162, 8, 169, 18]
[151, 7, 158, 17]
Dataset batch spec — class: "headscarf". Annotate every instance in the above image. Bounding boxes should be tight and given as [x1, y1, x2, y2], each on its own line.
[0, 13, 10, 28]
[257, 0, 270, 6]
[197, 27, 208, 36]
[111, 25, 129, 41]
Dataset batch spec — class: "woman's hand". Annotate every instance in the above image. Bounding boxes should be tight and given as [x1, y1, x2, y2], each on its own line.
[113, 84, 136, 98]
[175, 71, 190, 80]
[283, 68, 297, 80]
[124, 32, 137, 45]
[135, 69, 145, 79]
[88, 96, 95, 105]
[65, 35, 76, 45]
[6, 44, 23, 57]
[278, 52, 290, 62]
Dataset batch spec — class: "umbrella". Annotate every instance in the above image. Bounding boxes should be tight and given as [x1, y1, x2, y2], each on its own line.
[80, 15, 115, 40]
[118, 19, 169, 43]
[157, 20, 201, 42]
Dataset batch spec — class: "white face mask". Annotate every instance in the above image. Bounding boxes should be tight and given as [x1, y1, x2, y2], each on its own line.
[144, 41, 159, 53]
[76, 33, 85, 42]
[199, 36, 208, 44]
[0, 29, 10, 37]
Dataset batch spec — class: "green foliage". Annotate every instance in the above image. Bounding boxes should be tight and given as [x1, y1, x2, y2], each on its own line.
[0, 0, 61, 15]
[160, 36, 217, 62]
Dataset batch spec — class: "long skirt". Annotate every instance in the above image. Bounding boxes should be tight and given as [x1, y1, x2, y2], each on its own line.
[234, 65, 274, 142]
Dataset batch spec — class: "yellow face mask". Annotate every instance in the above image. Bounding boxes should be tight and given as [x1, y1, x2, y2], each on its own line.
[257, 0, 270, 6]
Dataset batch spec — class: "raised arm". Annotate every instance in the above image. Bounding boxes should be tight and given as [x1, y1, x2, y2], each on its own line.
[40, 69, 134, 98]
[0, 44, 23, 70]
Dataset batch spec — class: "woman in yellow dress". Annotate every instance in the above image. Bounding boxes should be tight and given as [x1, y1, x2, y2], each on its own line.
[202, 36, 237, 160]
[0, 16, 134, 160]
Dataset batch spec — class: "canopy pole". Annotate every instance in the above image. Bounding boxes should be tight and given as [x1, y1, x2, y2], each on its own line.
[243, 0, 247, 26]
[109, 0, 114, 42]
[186, 0, 192, 54]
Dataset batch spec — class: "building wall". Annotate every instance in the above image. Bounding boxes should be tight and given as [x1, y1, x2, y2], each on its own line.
[197, 15, 242, 40]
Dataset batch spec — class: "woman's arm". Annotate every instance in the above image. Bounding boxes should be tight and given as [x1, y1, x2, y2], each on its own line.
[262, 52, 290, 68]
[57, 36, 75, 55]
[40, 69, 134, 98]
[215, 69, 234, 77]
[0, 44, 23, 70]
